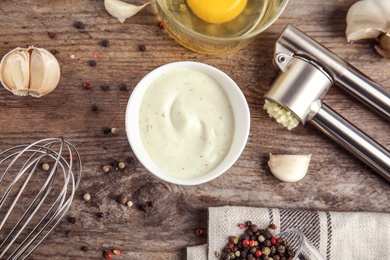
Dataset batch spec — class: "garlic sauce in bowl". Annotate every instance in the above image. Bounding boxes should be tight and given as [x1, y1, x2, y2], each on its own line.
[125, 61, 250, 185]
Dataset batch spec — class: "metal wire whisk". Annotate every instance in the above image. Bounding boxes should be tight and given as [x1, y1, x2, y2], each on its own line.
[0, 138, 82, 259]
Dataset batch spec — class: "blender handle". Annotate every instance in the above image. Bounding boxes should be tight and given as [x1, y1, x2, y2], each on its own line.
[310, 103, 390, 183]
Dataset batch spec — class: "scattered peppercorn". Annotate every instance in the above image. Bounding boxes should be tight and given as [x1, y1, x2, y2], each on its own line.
[112, 249, 122, 255]
[126, 156, 134, 164]
[102, 165, 111, 173]
[118, 162, 126, 169]
[101, 39, 110, 47]
[51, 49, 59, 55]
[110, 128, 117, 134]
[82, 82, 92, 90]
[195, 228, 204, 236]
[93, 52, 99, 59]
[96, 212, 105, 218]
[69, 54, 75, 59]
[48, 32, 56, 39]
[90, 104, 99, 112]
[138, 44, 146, 52]
[88, 60, 97, 67]
[157, 21, 164, 29]
[80, 245, 89, 251]
[101, 127, 111, 134]
[42, 163, 50, 171]
[149, 201, 156, 207]
[103, 251, 112, 260]
[83, 193, 91, 201]
[67, 216, 76, 224]
[220, 223, 295, 260]
[100, 84, 110, 91]
[118, 83, 128, 91]
[126, 200, 133, 207]
[74, 21, 85, 29]
[117, 194, 128, 205]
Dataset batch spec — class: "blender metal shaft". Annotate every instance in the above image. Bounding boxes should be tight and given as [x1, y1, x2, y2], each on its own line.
[310, 104, 390, 182]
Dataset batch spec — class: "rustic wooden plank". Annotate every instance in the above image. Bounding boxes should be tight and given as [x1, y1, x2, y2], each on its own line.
[0, 0, 389, 259]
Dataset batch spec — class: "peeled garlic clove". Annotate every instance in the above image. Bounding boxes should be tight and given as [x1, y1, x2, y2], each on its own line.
[346, 0, 390, 42]
[29, 48, 60, 97]
[104, 0, 149, 23]
[268, 154, 311, 182]
[0, 48, 30, 96]
[0, 46, 60, 97]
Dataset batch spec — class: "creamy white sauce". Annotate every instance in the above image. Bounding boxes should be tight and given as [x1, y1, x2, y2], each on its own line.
[139, 68, 235, 178]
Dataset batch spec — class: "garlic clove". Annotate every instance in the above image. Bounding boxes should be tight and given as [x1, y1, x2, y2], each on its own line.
[268, 153, 311, 182]
[0, 46, 60, 97]
[346, 0, 390, 42]
[374, 33, 390, 57]
[29, 48, 60, 97]
[0, 48, 30, 96]
[104, 0, 149, 23]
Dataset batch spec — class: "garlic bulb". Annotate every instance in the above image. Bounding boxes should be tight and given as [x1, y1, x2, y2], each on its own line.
[0, 46, 60, 97]
[346, 0, 390, 57]
[268, 154, 311, 182]
[104, 0, 149, 23]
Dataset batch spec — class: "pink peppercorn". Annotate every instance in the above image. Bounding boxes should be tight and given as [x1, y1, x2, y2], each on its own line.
[82, 82, 92, 90]
[242, 239, 249, 247]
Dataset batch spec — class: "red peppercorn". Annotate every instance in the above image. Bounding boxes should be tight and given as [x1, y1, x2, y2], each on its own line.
[48, 32, 56, 39]
[249, 240, 256, 247]
[195, 228, 203, 236]
[82, 82, 92, 90]
[157, 21, 164, 29]
[228, 243, 234, 249]
[242, 239, 250, 247]
[238, 223, 248, 229]
[255, 249, 262, 257]
[104, 251, 112, 260]
[271, 237, 277, 245]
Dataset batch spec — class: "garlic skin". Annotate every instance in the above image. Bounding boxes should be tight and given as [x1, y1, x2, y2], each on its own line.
[346, 0, 390, 56]
[268, 154, 311, 182]
[104, 0, 149, 23]
[0, 46, 60, 97]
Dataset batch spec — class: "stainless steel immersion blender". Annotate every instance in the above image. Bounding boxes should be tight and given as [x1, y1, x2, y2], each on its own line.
[265, 24, 390, 183]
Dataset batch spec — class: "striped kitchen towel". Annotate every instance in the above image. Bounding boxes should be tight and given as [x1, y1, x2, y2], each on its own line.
[187, 206, 390, 259]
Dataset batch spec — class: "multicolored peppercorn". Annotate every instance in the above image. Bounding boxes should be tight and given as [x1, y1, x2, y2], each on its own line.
[220, 222, 295, 260]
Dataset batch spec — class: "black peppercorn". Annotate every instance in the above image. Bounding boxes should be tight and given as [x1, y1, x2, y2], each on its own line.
[88, 60, 97, 67]
[250, 224, 259, 233]
[100, 84, 110, 91]
[96, 212, 104, 218]
[101, 127, 111, 134]
[74, 21, 85, 29]
[67, 216, 76, 224]
[118, 83, 128, 91]
[90, 104, 99, 112]
[138, 44, 146, 51]
[101, 39, 110, 47]
[81, 245, 89, 251]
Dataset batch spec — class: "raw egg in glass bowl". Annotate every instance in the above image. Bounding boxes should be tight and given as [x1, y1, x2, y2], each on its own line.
[187, 0, 248, 24]
[155, 0, 289, 54]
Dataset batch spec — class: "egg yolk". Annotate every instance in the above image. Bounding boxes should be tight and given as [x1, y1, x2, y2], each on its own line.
[187, 0, 247, 24]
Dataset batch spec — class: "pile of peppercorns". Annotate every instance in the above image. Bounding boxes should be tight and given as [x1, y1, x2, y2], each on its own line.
[220, 222, 296, 260]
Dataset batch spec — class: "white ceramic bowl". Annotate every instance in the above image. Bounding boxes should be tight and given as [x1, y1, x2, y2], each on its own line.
[125, 61, 250, 185]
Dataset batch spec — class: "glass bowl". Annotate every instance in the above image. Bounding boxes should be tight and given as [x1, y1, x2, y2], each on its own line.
[275, 228, 326, 260]
[155, 0, 290, 55]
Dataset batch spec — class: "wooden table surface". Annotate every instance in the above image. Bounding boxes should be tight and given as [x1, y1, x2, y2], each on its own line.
[0, 0, 389, 259]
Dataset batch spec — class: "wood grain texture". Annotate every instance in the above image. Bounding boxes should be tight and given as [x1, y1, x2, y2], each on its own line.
[0, 0, 389, 259]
